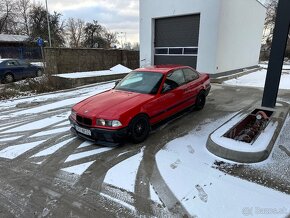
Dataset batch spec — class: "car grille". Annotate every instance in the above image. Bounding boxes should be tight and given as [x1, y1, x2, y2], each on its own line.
[76, 115, 92, 126]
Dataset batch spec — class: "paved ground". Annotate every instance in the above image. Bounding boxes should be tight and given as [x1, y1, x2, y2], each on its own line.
[0, 84, 289, 217]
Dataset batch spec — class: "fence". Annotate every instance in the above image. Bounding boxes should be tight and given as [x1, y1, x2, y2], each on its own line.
[0, 47, 42, 60]
[44, 48, 139, 74]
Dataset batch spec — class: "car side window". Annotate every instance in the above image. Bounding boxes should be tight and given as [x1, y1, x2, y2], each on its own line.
[162, 70, 186, 93]
[6, 61, 18, 66]
[167, 69, 186, 86]
[183, 68, 199, 83]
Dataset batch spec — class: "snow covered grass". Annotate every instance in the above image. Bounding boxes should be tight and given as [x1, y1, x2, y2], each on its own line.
[0, 64, 131, 100]
[224, 69, 290, 89]
[0, 75, 59, 100]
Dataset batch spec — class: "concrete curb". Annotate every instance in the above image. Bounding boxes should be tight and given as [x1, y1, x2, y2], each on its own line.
[211, 67, 262, 84]
[206, 102, 290, 163]
[51, 73, 128, 89]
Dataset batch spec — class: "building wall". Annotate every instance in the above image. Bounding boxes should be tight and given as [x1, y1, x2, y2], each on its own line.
[140, 0, 222, 74]
[44, 48, 139, 74]
[140, 0, 266, 75]
[216, 0, 266, 73]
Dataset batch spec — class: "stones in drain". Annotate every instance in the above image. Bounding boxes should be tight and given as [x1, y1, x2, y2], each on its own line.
[224, 110, 272, 144]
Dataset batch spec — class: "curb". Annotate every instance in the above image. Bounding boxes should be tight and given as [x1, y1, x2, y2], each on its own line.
[206, 102, 290, 163]
[211, 67, 262, 84]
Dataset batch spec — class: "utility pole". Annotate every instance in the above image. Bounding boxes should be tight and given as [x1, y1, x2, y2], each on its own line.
[45, 0, 52, 47]
[261, 0, 290, 108]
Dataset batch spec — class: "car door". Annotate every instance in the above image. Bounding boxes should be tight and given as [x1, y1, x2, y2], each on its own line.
[182, 68, 202, 106]
[17, 60, 33, 77]
[149, 69, 187, 123]
[5, 60, 23, 80]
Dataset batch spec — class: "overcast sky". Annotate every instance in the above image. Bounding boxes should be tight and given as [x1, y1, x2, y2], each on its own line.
[41, 0, 267, 45]
[40, 0, 139, 44]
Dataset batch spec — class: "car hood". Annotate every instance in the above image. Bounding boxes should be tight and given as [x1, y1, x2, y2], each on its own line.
[73, 89, 154, 118]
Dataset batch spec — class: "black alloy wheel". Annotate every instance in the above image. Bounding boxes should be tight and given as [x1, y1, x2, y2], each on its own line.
[129, 115, 150, 143]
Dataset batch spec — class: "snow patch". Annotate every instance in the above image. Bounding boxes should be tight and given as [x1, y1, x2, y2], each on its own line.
[62, 161, 95, 175]
[0, 140, 45, 159]
[104, 151, 143, 192]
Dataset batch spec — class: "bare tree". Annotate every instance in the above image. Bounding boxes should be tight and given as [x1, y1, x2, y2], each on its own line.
[66, 18, 85, 48]
[103, 28, 118, 48]
[262, 0, 279, 50]
[0, 0, 17, 34]
[16, 0, 31, 35]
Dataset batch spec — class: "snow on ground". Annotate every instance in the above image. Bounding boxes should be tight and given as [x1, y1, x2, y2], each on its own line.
[224, 69, 290, 89]
[55, 64, 131, 79]
[0, 82, 114, 118]
[62, 161, 95, 175]
[64, 146, 113, 162]
[32, 138, 75, 158]
[155, 115, 290, 217]
[104, 149, 144, 193]
[0, 140, 45, 159]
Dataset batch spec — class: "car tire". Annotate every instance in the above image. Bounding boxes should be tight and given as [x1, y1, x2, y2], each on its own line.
[129, 115, 150, 143]
[36, 69, 43, 77]
[195, 91, 206, 110]
[4, 73, 14, 83]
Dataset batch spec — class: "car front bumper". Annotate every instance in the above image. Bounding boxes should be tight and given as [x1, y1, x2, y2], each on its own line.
[69, 116, 128, 146]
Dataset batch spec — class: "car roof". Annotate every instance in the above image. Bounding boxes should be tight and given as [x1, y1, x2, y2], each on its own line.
[135, 65, 190, 74]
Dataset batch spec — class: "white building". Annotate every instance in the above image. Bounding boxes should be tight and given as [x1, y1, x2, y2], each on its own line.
[139, 0, 266, 76]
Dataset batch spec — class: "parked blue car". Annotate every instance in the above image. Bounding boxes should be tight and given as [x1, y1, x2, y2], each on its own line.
[0, 59, 43, 83]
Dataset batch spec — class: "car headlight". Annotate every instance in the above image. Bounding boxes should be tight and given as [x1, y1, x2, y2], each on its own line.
[96, 119, 122, 127]
[71, 110, 77, 120]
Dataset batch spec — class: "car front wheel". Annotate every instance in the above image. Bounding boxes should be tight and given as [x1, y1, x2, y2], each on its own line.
[4, 73, 14, 83]
[36, 69, 43, 77]
[129, 115, 150, 143]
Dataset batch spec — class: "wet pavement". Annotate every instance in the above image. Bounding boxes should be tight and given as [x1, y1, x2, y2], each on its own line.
[0, 84, 289, 217]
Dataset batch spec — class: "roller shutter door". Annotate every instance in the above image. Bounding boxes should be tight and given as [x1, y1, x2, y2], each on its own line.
[154, 14, 200, 68]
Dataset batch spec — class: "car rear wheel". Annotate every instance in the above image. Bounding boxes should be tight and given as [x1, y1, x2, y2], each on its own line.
[36, 69, 43, 77]
[195, 91, 206, 110]
[4, 73, 14, 83]
[129, 115, 150, 143]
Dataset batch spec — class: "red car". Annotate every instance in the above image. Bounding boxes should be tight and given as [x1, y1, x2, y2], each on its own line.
[69, 65, 211, 146]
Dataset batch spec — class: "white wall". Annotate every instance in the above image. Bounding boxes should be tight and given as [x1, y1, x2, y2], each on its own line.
[216, 0, 266, 73]
[140, 0, 266, 74]
[140, 0, 222, 74]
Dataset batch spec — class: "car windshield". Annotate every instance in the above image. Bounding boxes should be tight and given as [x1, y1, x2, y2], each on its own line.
[115, 71, 163, 94]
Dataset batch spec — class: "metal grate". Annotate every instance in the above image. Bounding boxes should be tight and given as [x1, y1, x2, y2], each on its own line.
[76, 115, 92, 126]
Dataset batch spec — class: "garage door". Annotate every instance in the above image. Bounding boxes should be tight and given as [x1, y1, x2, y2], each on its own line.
[154, 14, 200, 69]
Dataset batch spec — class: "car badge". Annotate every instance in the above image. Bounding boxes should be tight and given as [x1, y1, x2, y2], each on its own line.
[84, 110, 89, 113]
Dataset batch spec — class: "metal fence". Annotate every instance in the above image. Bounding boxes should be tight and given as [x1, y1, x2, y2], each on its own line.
[0, 47, 42, 60]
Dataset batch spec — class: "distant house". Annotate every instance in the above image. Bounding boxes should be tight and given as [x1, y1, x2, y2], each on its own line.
[0, 34, 41, 60]
[0, 34, 30, 47]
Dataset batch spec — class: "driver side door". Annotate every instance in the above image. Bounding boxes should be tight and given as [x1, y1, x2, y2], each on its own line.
[149, 69, 186, 124]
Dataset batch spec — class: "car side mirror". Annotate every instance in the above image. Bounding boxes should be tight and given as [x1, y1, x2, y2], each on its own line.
[114, 81, 119, 88]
